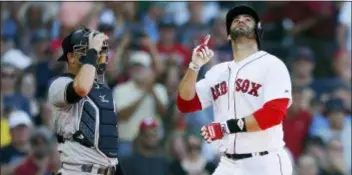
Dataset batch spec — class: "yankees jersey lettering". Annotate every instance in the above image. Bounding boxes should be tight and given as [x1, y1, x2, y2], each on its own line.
[196, 51, 292, 154]
[48, 74, 118, 167]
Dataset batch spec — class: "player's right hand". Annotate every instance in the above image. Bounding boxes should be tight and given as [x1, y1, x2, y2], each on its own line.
[88, 31, 109, 53]
[201, 122, 224, 143]
[189, 34, 214, 71]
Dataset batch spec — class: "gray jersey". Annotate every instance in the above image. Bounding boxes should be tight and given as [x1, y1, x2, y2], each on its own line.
[48, 76, 118, 167]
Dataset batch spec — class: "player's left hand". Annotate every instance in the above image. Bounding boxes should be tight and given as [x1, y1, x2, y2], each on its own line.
[201, 122, 224, 143]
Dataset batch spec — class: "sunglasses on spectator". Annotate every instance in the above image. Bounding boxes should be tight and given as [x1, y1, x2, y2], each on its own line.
[1, 72, 16, 78]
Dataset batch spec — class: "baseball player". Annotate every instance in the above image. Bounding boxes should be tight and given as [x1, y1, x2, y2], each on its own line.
[177, 5, 293, 175]
[48, 28, 124, 175]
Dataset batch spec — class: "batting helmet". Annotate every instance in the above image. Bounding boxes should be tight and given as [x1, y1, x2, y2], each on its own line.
[226, 5, 263, 48]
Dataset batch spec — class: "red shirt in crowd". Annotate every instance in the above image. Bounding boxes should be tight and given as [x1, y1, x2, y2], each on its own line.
[157, 43, 191, 68]
[262, 2, 335, 39]
[283, 109, 312, 160]
[15, 156, 55, 175]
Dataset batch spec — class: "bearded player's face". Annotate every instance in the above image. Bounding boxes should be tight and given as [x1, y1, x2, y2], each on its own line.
[229, 14, 256, 40]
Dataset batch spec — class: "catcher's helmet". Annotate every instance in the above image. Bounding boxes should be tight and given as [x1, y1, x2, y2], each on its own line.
[58, 28, 108, 62]
[226, 5, 263, 48]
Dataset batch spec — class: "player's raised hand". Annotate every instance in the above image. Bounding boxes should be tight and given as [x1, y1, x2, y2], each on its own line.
[88, 31, 109, 53]
[189, 34, 214, 71]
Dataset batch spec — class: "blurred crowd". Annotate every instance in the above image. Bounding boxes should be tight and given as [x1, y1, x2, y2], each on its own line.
[0, 1, 351, 175]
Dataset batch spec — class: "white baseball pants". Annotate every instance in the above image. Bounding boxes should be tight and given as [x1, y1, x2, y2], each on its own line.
[213, 149, 293, 175]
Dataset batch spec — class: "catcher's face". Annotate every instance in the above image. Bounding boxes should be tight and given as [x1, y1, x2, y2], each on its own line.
[229, 14, 256, 40]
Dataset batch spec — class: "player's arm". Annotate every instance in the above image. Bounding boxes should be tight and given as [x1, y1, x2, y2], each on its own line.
[118, 94, 147, 121]
[177, 35, 214, 113]
[202, 59, 292, 141]
[73, 32, 109, 97]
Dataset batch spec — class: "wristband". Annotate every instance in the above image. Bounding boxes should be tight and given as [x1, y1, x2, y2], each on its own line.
[81, 49, 98, 66]
[226, 118, 247, 133]
[189, 62, 200, 72]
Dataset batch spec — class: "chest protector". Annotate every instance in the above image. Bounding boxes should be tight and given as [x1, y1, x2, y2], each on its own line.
[74, 83, 118, 158]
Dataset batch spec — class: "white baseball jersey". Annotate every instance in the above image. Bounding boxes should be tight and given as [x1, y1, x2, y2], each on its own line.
[196, 51, 292, 154]
[48, 76, 118, 167]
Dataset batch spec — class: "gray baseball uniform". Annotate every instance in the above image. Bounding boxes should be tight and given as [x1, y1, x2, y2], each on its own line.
[48, 74, 118, 175]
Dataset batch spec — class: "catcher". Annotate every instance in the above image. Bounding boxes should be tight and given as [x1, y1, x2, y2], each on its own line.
[48, 28, 124, 175]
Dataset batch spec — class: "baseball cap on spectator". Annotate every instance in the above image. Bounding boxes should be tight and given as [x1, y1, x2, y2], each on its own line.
[2, 49, 32, 70]
[292, 46, 315, 62]
[139, 117, 158, 131]
[8, 110, 33, 129]
[129, 51, 152, 67]
[323, 98, 346, 116]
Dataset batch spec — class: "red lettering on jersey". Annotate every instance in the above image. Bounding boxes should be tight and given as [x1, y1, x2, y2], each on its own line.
[241, 79, 250, 93]
[248, 82, 262, 97]
[235, 78, 262, 97]
[235, 78, 243, 92]
[211, 81, 227, 100]
[220, 81, 227, 94]
[211, 87, 220, 100]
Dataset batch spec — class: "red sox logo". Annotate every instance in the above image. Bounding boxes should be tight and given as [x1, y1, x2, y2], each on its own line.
[211, 79, 262, 100]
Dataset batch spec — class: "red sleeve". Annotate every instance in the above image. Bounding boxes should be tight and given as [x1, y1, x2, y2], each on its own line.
[253, 98, 289, 130]
[176, 92, 202, 113]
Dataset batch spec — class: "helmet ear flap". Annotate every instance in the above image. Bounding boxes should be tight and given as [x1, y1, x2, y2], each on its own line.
[255, 21, 263, 49]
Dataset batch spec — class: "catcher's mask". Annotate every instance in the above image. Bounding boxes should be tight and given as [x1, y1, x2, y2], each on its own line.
[58, 28, 109, 79]
[226, 5, 263, 48]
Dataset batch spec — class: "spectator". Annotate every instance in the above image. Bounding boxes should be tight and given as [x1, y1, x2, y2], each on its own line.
[314, 99, 351, 172]
[122, 118, 169, 175]
[1, 96, 11, 147]
[0, 110, 33, 175]
[169, 135, 216, 175]
[113, 51, 168, 157]
[336, 2, 351, 52]
[179, 2, 211, 48]
[211, 11, 233, 64]
[141, 2, 166, 43]
[1, 2, 22, 42]
[1, 34, 15, 57]
[290, 46, 316, 88]
[1, 63, 31, 116]
[164, 2, 220, 27]
[157, 22, 191, 69]
[283, 87, 312, 161]
[14, 126, 60, 175]
[162, 65, 186, 143]
[262, 2, 335, 39]
[28, 28, 50, 63]
[322, 138, 349, 175]
[296, 154, 319, 175]
[331, 86, 351, 113]
[168, 134, 187, 161]
[332, 50, 351, 89]
[17, 3, 46, 54]
[19, 73, 39, 118]
[2, 47, 32, 71]
[303, 136, 329, 174]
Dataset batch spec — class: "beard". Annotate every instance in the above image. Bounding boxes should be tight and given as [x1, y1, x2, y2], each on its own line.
[229, 25, 256, 41]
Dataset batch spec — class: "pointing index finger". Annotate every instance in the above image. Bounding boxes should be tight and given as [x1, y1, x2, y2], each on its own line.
[200, 34, 211, 46]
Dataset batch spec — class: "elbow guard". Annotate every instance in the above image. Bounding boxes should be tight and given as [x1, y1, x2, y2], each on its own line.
[253, 98, 289, 130]
[65, 82, 83, 103]
[176, 93, 202, 113]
